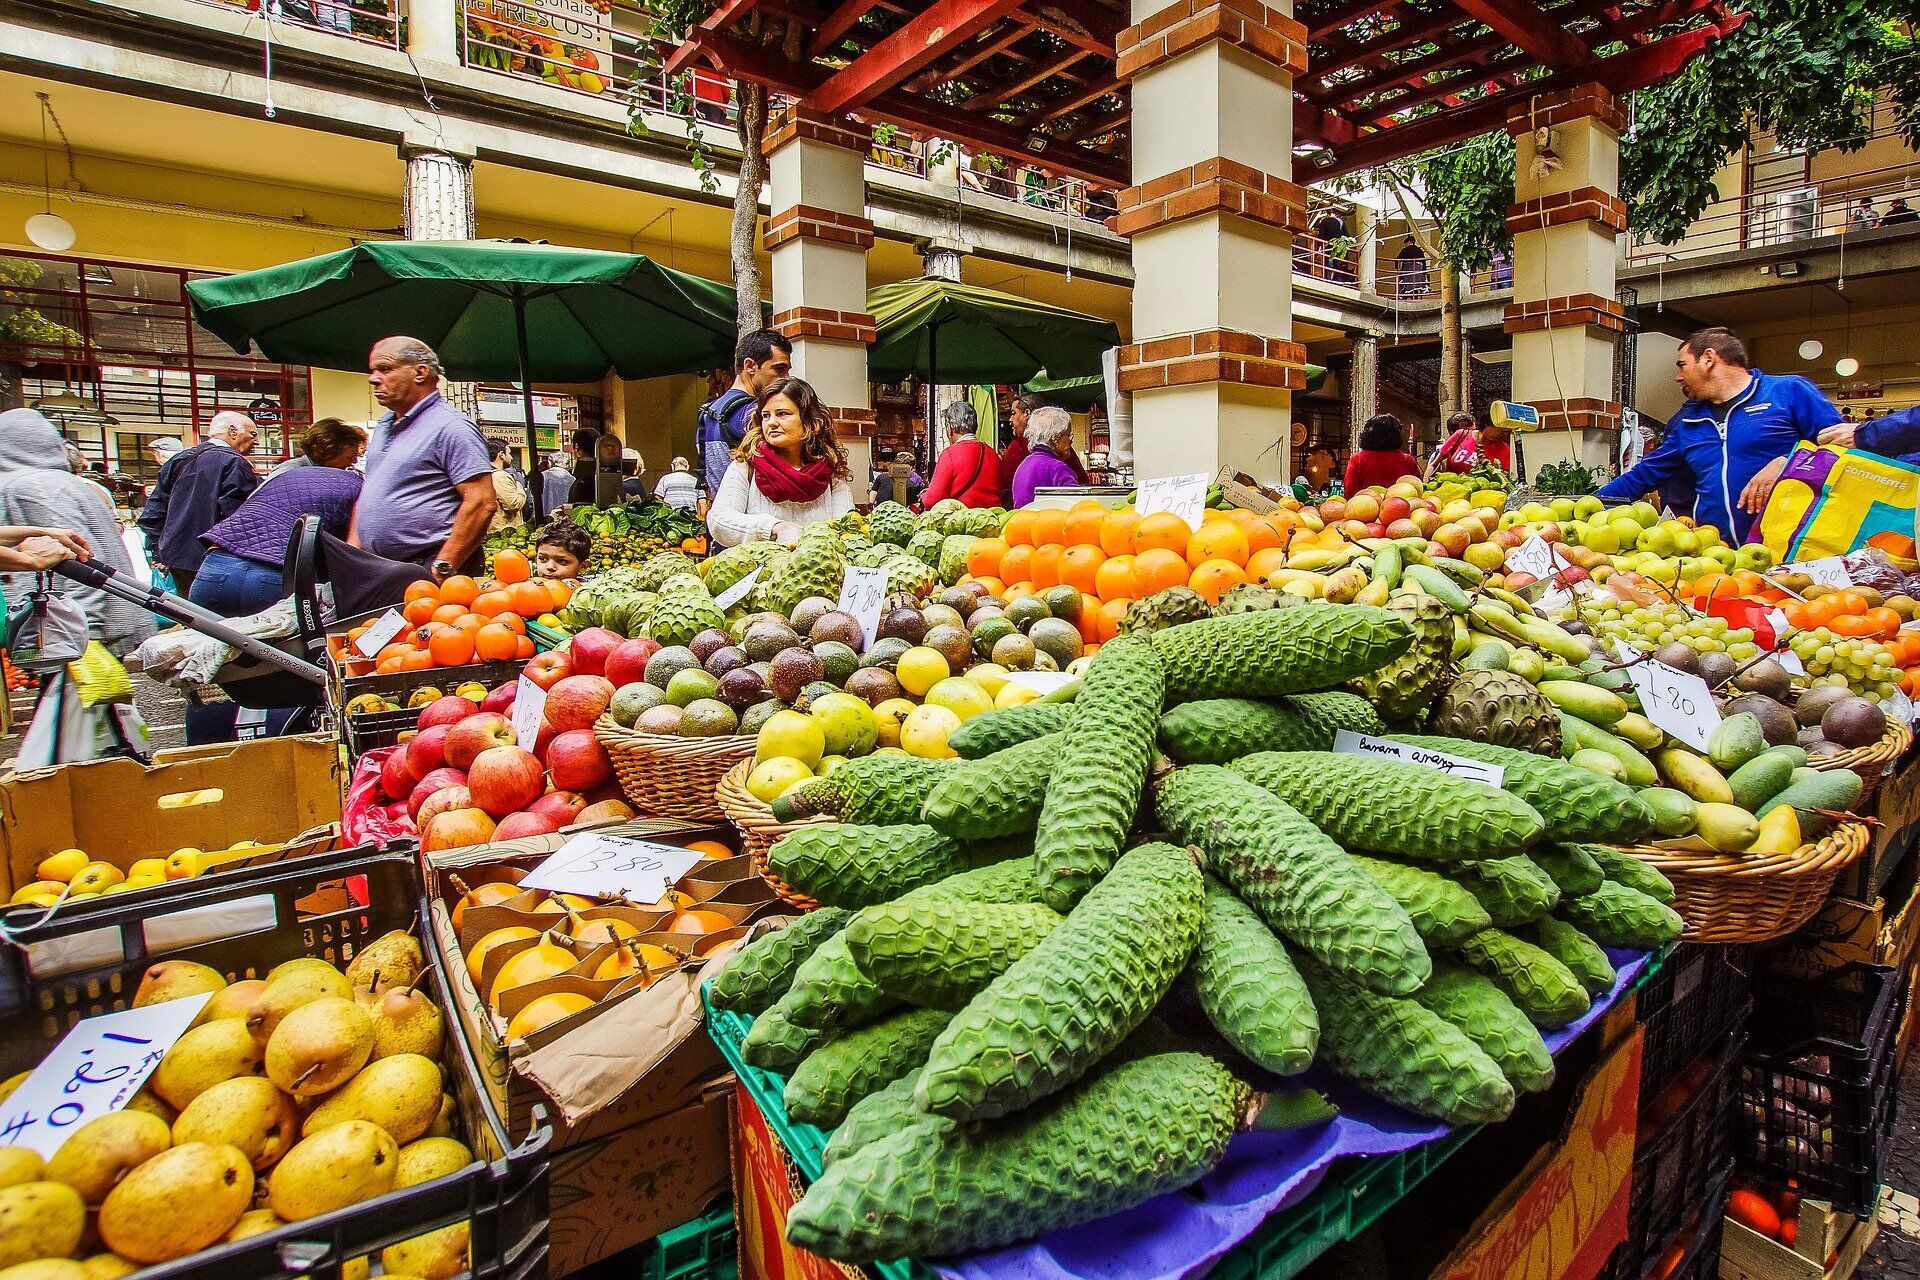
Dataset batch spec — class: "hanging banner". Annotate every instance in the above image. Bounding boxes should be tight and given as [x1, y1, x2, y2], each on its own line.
[462, 0, 615, 94]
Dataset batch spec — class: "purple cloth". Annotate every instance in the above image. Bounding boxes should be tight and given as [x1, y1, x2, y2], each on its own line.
[356, 391, 492, 564]
[205, 464, 363, 567]
[136, 440, 260, 574]
[1010, 446, 1079, 506]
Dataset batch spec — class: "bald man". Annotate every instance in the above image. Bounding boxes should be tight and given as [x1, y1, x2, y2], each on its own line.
[137, 409, 260, 594]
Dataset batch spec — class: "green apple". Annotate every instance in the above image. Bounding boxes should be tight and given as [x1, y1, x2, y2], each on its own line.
[1574, 495, 1605, 518]
[1674, 528, 1702, 556]
[1678, 558, 1711, 583]
[1733, 544, 1777, 572]
[1499, 511, 1524, 529]
[1705, 545, 1738, 570]
[1628, 502, 1661, 528]
[1549, 498, 1579, 521]
[1645, 557, 1681, 585]
[1694, 526, 1723, 550]
[1580, 523, 1621, 555]
[1642, 524, 1677, 557]
[1520, 502, 1553, 523]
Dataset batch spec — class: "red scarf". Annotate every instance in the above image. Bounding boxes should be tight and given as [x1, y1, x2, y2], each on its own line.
[749, 442, 834, 505]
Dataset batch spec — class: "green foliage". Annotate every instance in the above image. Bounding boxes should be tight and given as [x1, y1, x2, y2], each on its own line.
[1415, 133, 1515, 272]
[1531, 461, 1610, 496]
[0, 258, 87, 352]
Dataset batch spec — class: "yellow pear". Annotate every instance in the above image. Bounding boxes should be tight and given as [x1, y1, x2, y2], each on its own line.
[44, 1111, 172, 1206]
[223, 1207, 281, 1242]
[122, 1090, 174, 1126]
[197, 979, 266, 1028]
[172, 1077, 299, 1172]
[267, 1122, 396, 1221]
[505, 992, 593, 1042]
[368, 988, 443, 1062]
[262, 958, 339, 988]
[163, 851, 208, 880]
[33, 851, 87, 884]
[0, 1153, 42, 1192]
[343, 932, 423, 997]
[381, 1224, 468, 1280]
[132, 961, 227, 1010]
[486, 933, 577, 1008]
[246, 965, 352, 1046]
[395, 1138, 472, 1190]
[126, 859, 166, 881]
[0, 1260, 86, 1280]
[1748, 804, 1804, 856]
[302, 1055, 440, 1145]
[149, 1019, 264, 1111]
[264, 999, 371, 1098]
[0, 1182, 85, 1268]
[75, 1255, 138, 1280]
[97, 1143, 252, 1264]
[66, 866, 121, 896]
[8, 885, 63, 908]
[426, 1095, 455, 1140]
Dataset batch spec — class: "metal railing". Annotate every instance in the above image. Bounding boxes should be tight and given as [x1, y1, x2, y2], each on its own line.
[183, 0, 401, 48]
[1626, 159, 1920, 265]
[1293, 232, 1359, 285]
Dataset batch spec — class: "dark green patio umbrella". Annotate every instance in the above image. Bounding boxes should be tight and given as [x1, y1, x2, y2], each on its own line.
[867, 276, 1120, 386]
[1022, 364, 1329, 413]
[186, 239, 740, 460]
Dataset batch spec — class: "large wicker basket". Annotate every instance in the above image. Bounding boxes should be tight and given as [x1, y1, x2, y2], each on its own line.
[1611, 821, 1871, 944]
[715, 759, 833, 909]
[593, 715, 754, 821]
[1808, 718, 1912, 808]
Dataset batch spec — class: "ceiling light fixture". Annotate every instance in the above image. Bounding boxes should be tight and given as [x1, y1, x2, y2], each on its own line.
[24, 93, 75, 252]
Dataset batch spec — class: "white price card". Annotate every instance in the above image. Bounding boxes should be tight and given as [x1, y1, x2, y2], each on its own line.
[837, 566, 889, 649]
[1787, 557, 1853, 588]
[1005, 670, 1077, 695]
[1135, 473, 1210, 531]
[1612, 640, 1721, 752]
[1333, 730, 1505, 788]
[712, 567, 760, 612]
[520, 832, 704, 906]
[351, 609, 409, 659]
[1883, 689, 1916, 727]
[511, 675, 547, 750]
[0, 992, 214, 1158]
[1774, 647, 1806, 676]
[1506, 536, 1565, 583]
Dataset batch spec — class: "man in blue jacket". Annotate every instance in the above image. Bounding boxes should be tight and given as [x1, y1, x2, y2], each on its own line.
[1600, 327, 1841, 542]
[1819, 407, 1920, 464]
[695, 328, 791, 498]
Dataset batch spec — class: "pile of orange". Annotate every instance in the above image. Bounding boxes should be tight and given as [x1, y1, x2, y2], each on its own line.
[343, 548, 578, 673]
[963, 500, 1298, 643]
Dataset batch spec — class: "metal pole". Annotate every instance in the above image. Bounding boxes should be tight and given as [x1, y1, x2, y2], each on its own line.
[514, 288, 540, 516]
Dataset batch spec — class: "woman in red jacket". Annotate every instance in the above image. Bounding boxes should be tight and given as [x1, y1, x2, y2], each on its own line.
[918, 402, 1001, 508]
[1344, 413, 1422, 493]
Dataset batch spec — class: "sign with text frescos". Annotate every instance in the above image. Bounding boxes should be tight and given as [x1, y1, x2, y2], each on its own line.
[462, 0, 615, 93]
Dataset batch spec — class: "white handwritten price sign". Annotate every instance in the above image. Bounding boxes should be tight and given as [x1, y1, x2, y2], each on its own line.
[1333, 731, 1505, 788]
[1506, 536, 1565, 583]
[1787, 558, 1853, 589]
[511, 675, 547, 751]
[712, 567, 760, 612]
[351, 609, 408, 659]
[521, 832, 704, 906]
[1612, 640, 1721, 752]
[1005, 670, 1077, 695]
[0, 992, 214, 1158]
[837, 567, 889, 649]
[1136, 474, 1210, 531]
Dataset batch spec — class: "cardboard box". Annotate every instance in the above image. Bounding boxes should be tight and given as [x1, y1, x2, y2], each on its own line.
[1840, 751, 1920, 902]
[0, 736, 341, 897]
[1768, 852, 1920, 983]
[731, 1087, 864, 1280]
[1719, 1189, 1886, 1280]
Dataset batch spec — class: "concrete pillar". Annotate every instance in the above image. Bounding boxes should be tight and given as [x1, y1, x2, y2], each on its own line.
[400, 134, 480, 420]
[764, 105, 878, 491]
[1355, 206, 1379, 294]
[1504, 84, 1628, 478]
[405, 0, 461, 65]
[1113, 0, 1310, 486]
[1348, 330, 1379, 446]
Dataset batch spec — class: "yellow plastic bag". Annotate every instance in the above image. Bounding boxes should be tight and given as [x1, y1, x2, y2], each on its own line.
[67, 640, 134, 708]
[1755, 442, 1920, 568]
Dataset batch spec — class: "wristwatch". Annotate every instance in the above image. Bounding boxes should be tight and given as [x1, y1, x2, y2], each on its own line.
[430, 559, 456, 581]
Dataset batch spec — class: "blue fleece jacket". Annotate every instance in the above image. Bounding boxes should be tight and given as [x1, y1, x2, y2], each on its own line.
[1599, 370, 1841, 542]
[1853, 407, 1920, 465]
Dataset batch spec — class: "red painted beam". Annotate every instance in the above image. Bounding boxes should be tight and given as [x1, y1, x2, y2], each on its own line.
[807, 0, 876, 57]
[1450, 0, 1590, 68]
[1308, 0, 1401, 41]
[804, 0, 1029, 116]
[1018, 72, 1122, 127]
[964, 47, 1092, 110]
[1028, 0, 1128, 55]
[669, 28, 831, 89]
[1310, 7, 1470, 84]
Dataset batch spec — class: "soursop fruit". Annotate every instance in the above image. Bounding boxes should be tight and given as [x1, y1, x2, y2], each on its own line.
[882, 554, 939, 600]
[1349, 592, 1455, 727]
[1428, 668, 1563, 755]
[635, 550, 699, 592]
[867, 501, 916, 545]
[1120, 587, 1212, 635]
[938, 535, 979, 586]
[763, 527, 848, 616]
[1212, 583, 1287, 616]
[907, 530, 945, 569]
[647, 589, 725, 647]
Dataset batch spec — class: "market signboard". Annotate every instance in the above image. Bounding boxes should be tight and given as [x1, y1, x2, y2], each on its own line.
[463, 0, 616, 94]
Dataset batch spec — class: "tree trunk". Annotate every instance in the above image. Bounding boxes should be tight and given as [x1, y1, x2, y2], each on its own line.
[731, 80, 768, 338]
[1438, 263, 1462, 422]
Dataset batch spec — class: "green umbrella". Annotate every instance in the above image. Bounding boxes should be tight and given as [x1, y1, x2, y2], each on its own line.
[1022, 365, 1328, 413]
[866, 276, 1120, 386]
[186, 239, 740, 460]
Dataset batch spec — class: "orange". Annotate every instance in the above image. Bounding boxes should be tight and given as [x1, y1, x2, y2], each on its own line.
[474, 623, 519, 661]
[1187, 521, 1251, 569]
[404, 597, 439, 627]
[403, 580, 440, 606]
[999, 544, 1036, 585]
[1078, 592, 1102, 645]
[1243, 517, 1284, 555]
[1835, 588, 1874, 616]
[1806, 594, 1845, 627]
[1028, 544, 1063, 590]
[493, 549, 531, 585]
[1864, 606, 1902, 638]
[429, 627, 477, 667]
[1134, 512, 1192, 558]
[1133, 547, 1191, 595]
[427, 602, 465, 626]
[1246, 547, 1289, 584]
[970, 575, 1006, 598]
[1059, 545, 1107, 594]
[376, 654, 407, 674]
[509, 581, 554, 617]
[472, 590, 515, 619]
[1095, 597, 1132, 643]
[1189, 559, 1247, 604]
[1099, 510, 1140, 557]
[967, 538, 1008, 579]
[1030, 508, 1068, 547]
[1094, 554, 1137, 601]
[1002, 581, 1036, 603]
[1001, 510, 1038, 548]
[1830, 614, 1877, 638]
[438, 575, 479, 607]
[1062, 505, 1107, 548]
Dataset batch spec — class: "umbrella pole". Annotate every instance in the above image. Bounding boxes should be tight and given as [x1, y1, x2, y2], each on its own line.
[927, 319, 939, 468]
[514, 289, 540, 516]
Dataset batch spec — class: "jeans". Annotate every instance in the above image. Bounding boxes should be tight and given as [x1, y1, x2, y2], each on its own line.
[185, 550, 299, 745]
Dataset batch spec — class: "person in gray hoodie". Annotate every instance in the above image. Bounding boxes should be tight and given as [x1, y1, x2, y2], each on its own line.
[0, 409, 154, 657]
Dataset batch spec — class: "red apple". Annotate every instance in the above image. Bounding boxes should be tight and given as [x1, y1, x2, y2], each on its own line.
[604, 638, 662, 689]
[494, 811, 560, 841]
[416, 784, 473, 831]
[379, 749, 418, 802]
[525, 651, 571, 690]
[416, 695, 478, 732]
[480, 682, 518, 714]
[406, 724, 452, 778]
[1364, 521, 1388, 539]
[469, 745, 546, 817]
[546, 729, 613, 791]
[543, 675, 616, 733]
[533, 723, 558, 762]
[1505, 571, 1538, 590]
[574, 798, 635, 826]
[1380, 496, 1412, 524]
[407, 767, 468, 822]
[1318, 499, 1347, 522]
[567, 628, 622, 678]
[529, 790, 588, 827]
[445, 712, 517, 771]
[422, 807, 496, 853]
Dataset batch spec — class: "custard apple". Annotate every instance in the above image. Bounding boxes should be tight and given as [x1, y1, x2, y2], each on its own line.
[1349, 593, 1456, 726]
[1427, 668, 1563, 755]
[867, 501, 916, 546]
[1120, 587, 1212, 635]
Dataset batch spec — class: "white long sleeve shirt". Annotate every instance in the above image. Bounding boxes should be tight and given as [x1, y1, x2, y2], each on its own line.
[706, 459, 855, 547]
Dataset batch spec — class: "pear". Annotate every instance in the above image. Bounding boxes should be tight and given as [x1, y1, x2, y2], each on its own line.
[267, 1122, 396, 1221]
[344, 932, 423, 997]
[265, 998, 372, 1098]
[132, 961, 226, 1010]
[199, 980, 267, 1027]
[0, 1153, 42, 1192]
[247, 965, 352, 1046]
[381, 1224, 468, 1280]
[426, 1095, 455, 1140]
[0, 1076, 27, 1109]
[149, 1019, 264, 1111]
[172, 1077, 299, 1172]
[0, 1182, 84, 1268]
[97, 1143, 252, 1264]
[486, 933, 578, 1008]
[75, 1256, 138, 1280]
[368, 988, 443, 1062]
[34, 850, 88, 884]
[122, 1090, 174, 1126]
[44, 1112, 172, 1206]
[223, 1208, 282, 1243]
[395, 1138, 472, 1190]
[302, 1055, 440, 1145]
[0, 1261, 86, 1280]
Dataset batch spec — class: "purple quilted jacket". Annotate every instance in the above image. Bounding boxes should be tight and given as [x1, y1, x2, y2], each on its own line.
[205, 465, 363, 567]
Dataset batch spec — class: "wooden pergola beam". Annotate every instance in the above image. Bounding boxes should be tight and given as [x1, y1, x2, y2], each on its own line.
[1307, 0, 1399, 40]
[807, 0, 877, 57]
[804, 0, 1029, 116]
[964, 47, 1092, 111]
[1450, 0, 1591, 67]
[1028, 0, 1127, 55]
[1018, 72, 1122, 126]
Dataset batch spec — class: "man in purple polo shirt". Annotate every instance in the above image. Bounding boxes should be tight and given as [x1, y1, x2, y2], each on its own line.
[351, 337, 497, 579]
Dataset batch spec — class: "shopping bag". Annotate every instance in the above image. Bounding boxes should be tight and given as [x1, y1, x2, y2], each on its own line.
[1755, 442, 1920, 567]
[8, 589, 90, 673]
[17, 672, 151, 768]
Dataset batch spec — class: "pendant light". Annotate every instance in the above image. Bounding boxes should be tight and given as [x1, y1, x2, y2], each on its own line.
[24, 94, 75, 252]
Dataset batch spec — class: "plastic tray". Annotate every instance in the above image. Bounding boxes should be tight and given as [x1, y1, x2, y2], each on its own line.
[0, 848, 551, 1280]
[1635, 944, 1750, 1104]
[643, 1200, 737, 1280]
[1610, 1164, 1730, 1280]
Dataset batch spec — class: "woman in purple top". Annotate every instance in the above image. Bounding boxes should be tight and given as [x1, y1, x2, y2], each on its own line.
[1008, 405, 1082, 507]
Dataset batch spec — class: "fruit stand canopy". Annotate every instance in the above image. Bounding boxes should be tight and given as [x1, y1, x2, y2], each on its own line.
[666, 0, 1740, 187]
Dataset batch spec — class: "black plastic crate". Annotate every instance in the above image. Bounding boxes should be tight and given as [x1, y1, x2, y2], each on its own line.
[1738, 962, 1904, 1215]
[345, 706, 422, 763]
[1609, 1031, 1743, 1280]
[1661, 1166, 1731, 1280]
[0, 849, 551, 1280]
[1636, 944, 1751, 1105]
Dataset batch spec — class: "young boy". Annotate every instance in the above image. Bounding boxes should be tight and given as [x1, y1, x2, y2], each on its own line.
[534, 522, 591, 580]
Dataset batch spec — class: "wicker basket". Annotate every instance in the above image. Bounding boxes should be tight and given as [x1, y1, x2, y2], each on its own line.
[715, 759, 833, 909]
[1612, 821, 1871, 944]
[1808, 719, 1912, 807]
[593, 715, 755, 821]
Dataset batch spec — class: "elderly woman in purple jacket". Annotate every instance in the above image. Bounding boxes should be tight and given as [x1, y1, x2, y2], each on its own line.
[1009, 405, 1082, 507]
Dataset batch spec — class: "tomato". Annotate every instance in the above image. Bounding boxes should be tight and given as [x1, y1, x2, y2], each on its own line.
[1728, 1188, 1783, 1238]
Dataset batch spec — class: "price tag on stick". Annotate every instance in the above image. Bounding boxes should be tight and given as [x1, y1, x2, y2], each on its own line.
[1786, 557, 1853, 589]
[1612, 640, 1721, 752]
[1136, 473, 1210, 531]
[1506, 536, 1563, 583]
[352, 609, 409, 659]
[521, 832, 705, 906]
[713, 567, 760, 612]
[837, 566, 889, 649]
[0, 992, 214, 1158]
[511, 675, 547, 751]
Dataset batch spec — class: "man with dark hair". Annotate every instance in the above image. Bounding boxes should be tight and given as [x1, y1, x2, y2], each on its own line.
[1600, 326, 1841, 541]
[997, 392, 1043, 507]
[697, 329, 793, 497]
[568, 426, 602, 506]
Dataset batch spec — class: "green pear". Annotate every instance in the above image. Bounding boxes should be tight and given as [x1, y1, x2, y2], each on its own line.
[97, 1143, 252, 1264]
[368, 988, 443, 1062]
[172, 1076, 299, 1172]
[132, 961, 227, 1012]
[247, 965, 352, 1046]
[381, 1224, 468, 1280]
[267, 1122, 396, 1221]
[149, 1019, 264, 1111]
[302, 1055, 440, 1145]
[264, 999, 371, 1098]
[394, 1138, 472, 1190]
[0, 1182, 83, 1268]
[0, 1153, 42, 1193]
[343, 933, 423, 997]
[44, 1111, 172, 1206]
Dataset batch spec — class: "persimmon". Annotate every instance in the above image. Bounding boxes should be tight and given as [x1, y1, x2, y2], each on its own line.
[438, 575, 480, 607]
[493, 549, 532, 584]
[474, 623, 520, 662]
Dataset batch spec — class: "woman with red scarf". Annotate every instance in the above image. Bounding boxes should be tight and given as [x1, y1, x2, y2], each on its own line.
[708, 377, 856, 547]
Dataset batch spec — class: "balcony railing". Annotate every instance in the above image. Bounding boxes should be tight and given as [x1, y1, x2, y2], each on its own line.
[187, 0, 401, 48]
[1626, 159, 1920, 266]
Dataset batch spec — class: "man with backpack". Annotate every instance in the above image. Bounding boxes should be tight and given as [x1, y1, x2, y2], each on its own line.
[698, 329, 793, 499]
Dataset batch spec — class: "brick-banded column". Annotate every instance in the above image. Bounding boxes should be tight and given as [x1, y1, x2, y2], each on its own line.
[764, 105, 878, 483]
[1114, 0, 1310, 486]
[1504, 84, 1628, 477]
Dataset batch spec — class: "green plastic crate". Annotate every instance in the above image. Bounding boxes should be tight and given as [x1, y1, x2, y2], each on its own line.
[527, 620, 569, 652]
[642, 1200, 738, 1280]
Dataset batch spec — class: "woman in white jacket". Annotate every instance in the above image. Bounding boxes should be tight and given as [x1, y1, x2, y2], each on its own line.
[707, 378, 855, 546]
